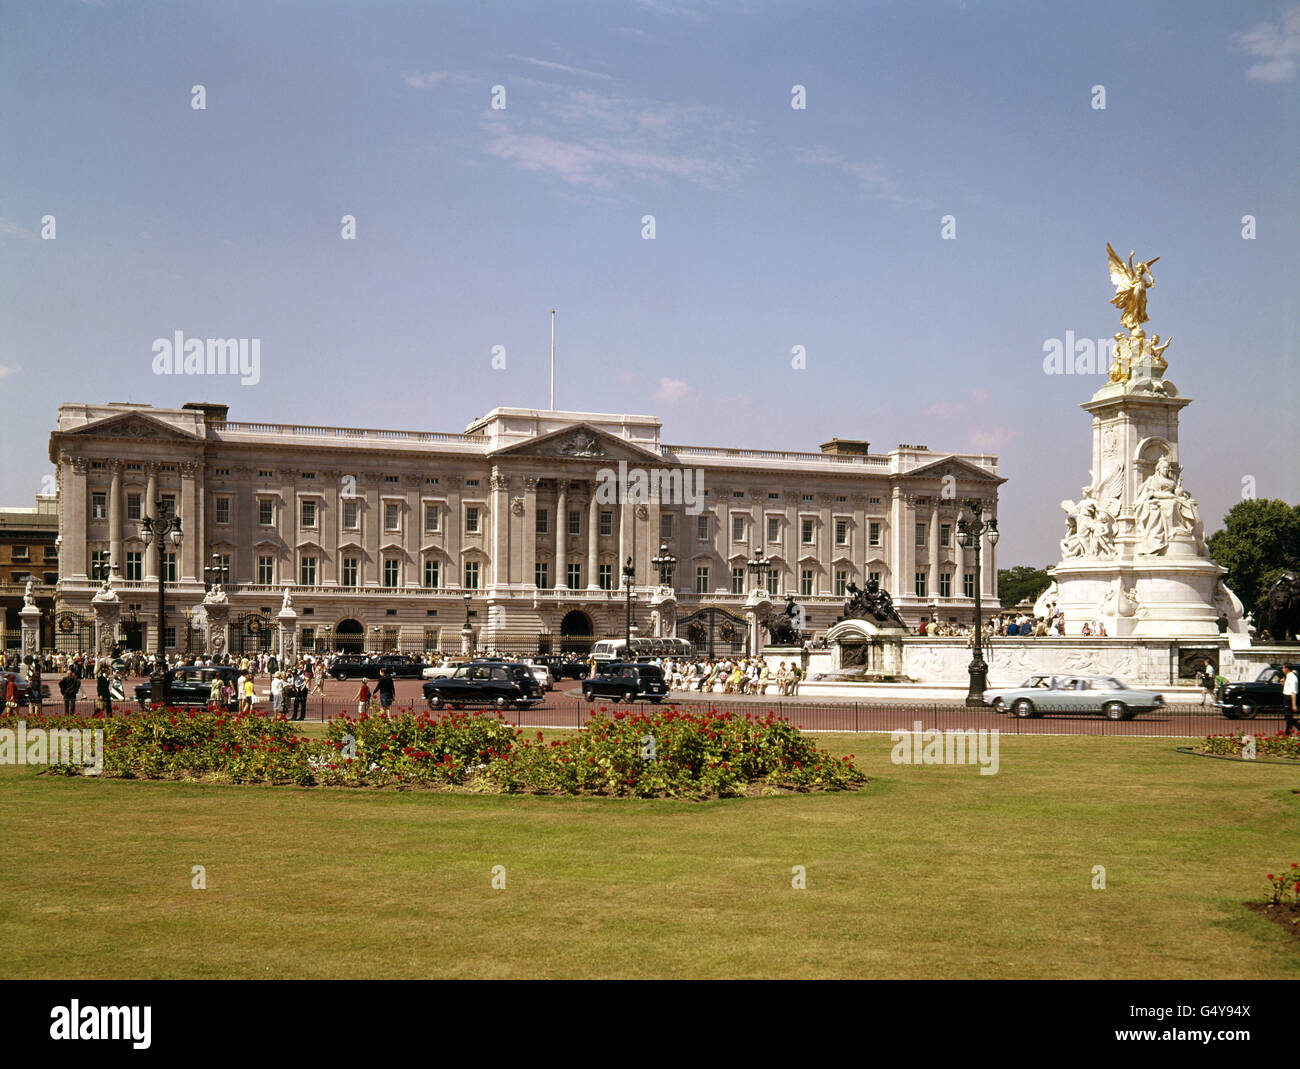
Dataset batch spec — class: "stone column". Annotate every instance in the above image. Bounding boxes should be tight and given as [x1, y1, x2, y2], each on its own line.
[522, 476, 538, 588]
[20, 600, 42, 660]
[144, 462, 159, 580]
[65, 454, 89, 581]
[203, 595, 230, 660]
[929, 501, 940, 602]
[490, 469, 510, 589]
[109, 461, 123, 575]
[277, 599, 298, 662]
[556, 480, 568, 587]
[92, 584, 121, 657]
[587, 490, 600, 589]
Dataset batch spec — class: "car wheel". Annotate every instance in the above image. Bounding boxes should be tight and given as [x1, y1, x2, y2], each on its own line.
[582, 688, 594, 702]
[427, 696, 444, 711]
[1237, 703, 1258, 720]
[1103, 701, 1129, 721]
[992, 699, 1006, 713]
[1011, 699, 1037, 719]
[333, 672, 346, 681]
[1222, 708, 1238, 720]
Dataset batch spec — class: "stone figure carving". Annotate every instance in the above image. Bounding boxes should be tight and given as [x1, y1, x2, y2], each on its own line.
[1135, 457, 1203, 555]
[1107, 243, 1159, 330]
[1213, 579, 1243, 625]
[1060, 466, 1121, 559]
[557, 432, 604, 458]
[23, 578, 35, 607]
[281, 586, 294, 611]
[840, 576, 906, 628]
[1100, 579, 1147, 620]
[1262, 565, 1300, 641]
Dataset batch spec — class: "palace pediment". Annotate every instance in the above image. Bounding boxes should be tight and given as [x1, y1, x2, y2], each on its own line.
[489, 423, 664, 464]
[898, 454, 1006, 486]
[59, 411, 203, 443]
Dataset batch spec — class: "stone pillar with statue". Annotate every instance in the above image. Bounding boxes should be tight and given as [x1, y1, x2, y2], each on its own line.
[1049, 244, 1248, 643]
[277, 587, 298, 663]
[203, 584, 231, 660]
[20, 579, 42, 660]
[91, 576, 121, 659]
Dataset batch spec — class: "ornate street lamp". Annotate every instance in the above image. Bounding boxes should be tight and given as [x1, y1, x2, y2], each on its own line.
[622, 556, 636, 650]
[139, 504, 183, 708]
[204, 553, 229, 593]
[462, 592, 473, 654]
[955, 500, 999, 706]
[746, 548, 772, 593]
[651, 543, 677, 589]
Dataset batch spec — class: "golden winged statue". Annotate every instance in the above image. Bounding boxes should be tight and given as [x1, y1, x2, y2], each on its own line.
[1107, 242, 1159, 330]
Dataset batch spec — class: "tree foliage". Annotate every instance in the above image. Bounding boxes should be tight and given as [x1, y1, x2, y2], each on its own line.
[1205, 498, 1300, 613]
[998, 565, 1053, 609]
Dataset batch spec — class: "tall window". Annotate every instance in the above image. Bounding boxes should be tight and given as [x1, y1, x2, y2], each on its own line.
[535, 562, 550, 588]
[258, 556, 274, 584]
[660, 514, 673, 540]
[963, 573, 975, 598]
[464, 561, 480, 589]
[731, 515, 745, 542]
[869, 521, 881, 547]
[259, 499, 274, 525]
[801, 518, 814, 544]
[300, 556, 317, 586]
[568, 509, 581, 535]
[567, 563, 582, 588]
[598, 564, 613, 590]
[696, 515, 708, 540]
[343, 500, 359, 529]
[163, 552, 177, 583]
[423, 560, 440, 588]
[599, 511, 613, 536]
[535, 509, 548, 534]
[835, 519, 848, 545]
[341, 558, 358, 587]
[125, 551, 142, 582]
[383, 559, 399, 587]
[940, 524, 951, 548]
[939, 573, 952, 597]
[159, 494, 177, 518]
[869, 571, 881, 587]
[384, 503, 400, 531]
[835, 570, 848, 596]
[915, 523, 927, 547]
[90, 550, 111, 579]
[301, 500, 317, 528]
[695, 566, 709, 594]
[801, 569, 814, 596]
[766, 571, 779, 596]
[126, 493, 142, 521]
[915, 572, 927, 597]
[465, 506, 480, 534]
[731, 567, 745, 594]
[424, 504, 440, 533]
[767, 517, 780, 543]
[215, 497, 230, 524]
[91, 492, 107, 520]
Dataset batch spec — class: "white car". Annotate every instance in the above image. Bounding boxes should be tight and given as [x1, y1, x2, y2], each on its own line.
[422, 658, 469, 680]
[528, 663, 555, 692]
[985, 674, 1165, 720]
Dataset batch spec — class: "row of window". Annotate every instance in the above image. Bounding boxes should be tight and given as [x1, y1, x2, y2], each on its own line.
[5, 546, 59, 562]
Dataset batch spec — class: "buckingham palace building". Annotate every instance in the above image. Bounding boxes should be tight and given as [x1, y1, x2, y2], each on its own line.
[47, 401, 1003, 657]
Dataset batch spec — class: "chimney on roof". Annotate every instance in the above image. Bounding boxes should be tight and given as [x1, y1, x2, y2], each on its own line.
[819, 438, 871, 455]
[183, 402, 229, 428]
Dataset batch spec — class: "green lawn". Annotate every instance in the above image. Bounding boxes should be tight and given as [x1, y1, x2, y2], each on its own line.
[0, 731, 1295, 978]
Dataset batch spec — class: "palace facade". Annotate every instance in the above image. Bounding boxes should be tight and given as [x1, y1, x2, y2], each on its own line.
[48, 402, 1003, 656]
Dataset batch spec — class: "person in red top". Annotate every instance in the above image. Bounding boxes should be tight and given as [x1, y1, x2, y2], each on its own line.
[355, 679, 371, 717]
[4, 674, 18, 712]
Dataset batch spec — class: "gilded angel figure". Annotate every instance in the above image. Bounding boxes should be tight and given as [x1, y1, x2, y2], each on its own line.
[1107, 243, 1159, 329]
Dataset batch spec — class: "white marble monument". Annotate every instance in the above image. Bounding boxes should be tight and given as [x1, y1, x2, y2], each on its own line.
[1049, 245, 1247, 642]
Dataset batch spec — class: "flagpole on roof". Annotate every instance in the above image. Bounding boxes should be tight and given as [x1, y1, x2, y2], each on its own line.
[550, 309, 556, 411]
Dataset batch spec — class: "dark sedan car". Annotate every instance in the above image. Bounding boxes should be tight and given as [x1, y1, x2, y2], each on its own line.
[422, 663, 543, 711]
[1216, 665, 1288, 719]
[136, 666, 242, 711]
[581, 662, 669, 704]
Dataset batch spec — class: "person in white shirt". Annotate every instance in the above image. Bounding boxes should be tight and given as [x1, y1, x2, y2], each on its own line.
[1284, 663, 1298, 734]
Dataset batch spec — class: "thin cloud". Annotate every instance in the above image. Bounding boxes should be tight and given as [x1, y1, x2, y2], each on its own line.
[0, 217, 37, 241]
[654, 377, 690, 402]
[508, 55, 614, 81]
[794, 146, 901, 201]
[1235, 3, 1300, 83]
[404, 71, 450, 89]
[0, 366, 23, 380]
[970, 427, 1019, 452]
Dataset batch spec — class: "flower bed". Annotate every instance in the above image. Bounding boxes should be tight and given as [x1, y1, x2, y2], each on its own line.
[1199, 730, 1300, 761]
[0, 706, 867, 798]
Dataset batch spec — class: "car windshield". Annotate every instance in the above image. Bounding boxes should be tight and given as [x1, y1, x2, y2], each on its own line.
[637, 666, 664, 680]
[1259, 668, 1283, 683]
[1102, 678, 1127, 689]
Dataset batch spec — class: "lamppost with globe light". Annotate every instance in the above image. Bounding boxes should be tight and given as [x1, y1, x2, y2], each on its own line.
[651, 544, 677, 589]
[746, 548, 772, 593]
[955, 499, 999, 706]
[139, 504, 183, 708]
[622, 556, 636, 650]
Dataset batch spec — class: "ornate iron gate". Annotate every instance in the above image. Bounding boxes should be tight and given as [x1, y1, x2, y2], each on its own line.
[232, 612, 273, 655]
[678, 607, 748, 658]
[54, 611, 94, 655]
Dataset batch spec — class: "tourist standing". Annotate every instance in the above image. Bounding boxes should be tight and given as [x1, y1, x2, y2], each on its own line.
[1199, 661, 1216, 707]
[59, 667, 80, 715]
[1283, 663, 1298, 734]
[355, 678, 372, 716]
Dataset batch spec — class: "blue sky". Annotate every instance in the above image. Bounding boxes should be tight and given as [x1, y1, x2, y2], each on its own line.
[2, 0, 1297, 565]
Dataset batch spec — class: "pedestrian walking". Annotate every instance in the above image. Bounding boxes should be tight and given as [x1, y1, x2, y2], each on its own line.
[1199, 660, 1216, 707]
[59, 668, 80, 715]
[355, 678, 372, 717]
[375, 668, 396, 714]
[1284, 663, 1298, 735]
